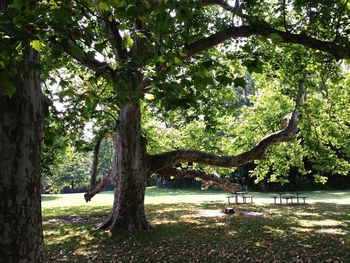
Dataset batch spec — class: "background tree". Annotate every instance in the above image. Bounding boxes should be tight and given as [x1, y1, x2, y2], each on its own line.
[36, 0, 350, 235]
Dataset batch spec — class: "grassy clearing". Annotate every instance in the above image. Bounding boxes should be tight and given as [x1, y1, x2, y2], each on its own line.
[43, 189, 350, 262]
[42, 187, 350, 208]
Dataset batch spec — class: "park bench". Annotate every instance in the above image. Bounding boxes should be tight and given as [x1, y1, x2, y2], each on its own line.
[243, 195, 254, 204]
[272, 196, 279, 205]
[272, 192, 307, 205]
[227, 192, 254, 204]
[281, 195, 293, 204]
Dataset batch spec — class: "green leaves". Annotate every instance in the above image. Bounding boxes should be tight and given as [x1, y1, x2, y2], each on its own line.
[68, 41, 85, 58]
[269, 33, 283, 44]
[51, 8, 70, 25]
[144, 93, 154, 100]
[122, 36, 134, 49]
[243, 59, 264, 74]
[233, 77, 246, 88]
[98, 2, 109, 12]
[30, 40, 44, 52]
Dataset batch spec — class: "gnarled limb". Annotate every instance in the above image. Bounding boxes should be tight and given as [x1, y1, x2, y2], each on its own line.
[84, 173, 113, 202]
[184, 23, 350, 60]
[156, 167, 242, 193]
[196, 1, 350, 60]
[151, 109, 300, 172]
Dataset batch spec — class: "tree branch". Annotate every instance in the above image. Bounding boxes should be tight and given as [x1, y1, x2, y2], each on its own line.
[151, 108, 300, 172]
[92, 0, 127, 61]
[184, 22, 350, 60]
[105, 18, 127, 60]
[52, 38, 117, 78]
[84, 172, 113, 202]
[156, 167, 241, 193]
[89, 129, 109, 188]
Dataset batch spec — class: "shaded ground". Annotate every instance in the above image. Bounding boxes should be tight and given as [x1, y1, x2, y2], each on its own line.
[43, 201, 350, 263]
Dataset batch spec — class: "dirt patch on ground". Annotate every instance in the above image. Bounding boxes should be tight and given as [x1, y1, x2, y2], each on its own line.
[191, 209, 264, 218]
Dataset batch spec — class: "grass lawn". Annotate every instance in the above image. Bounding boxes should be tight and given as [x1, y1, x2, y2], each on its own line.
[43, 188, 350, 262]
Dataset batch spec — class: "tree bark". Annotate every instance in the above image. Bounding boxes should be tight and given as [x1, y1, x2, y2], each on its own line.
[0, 46, 46, 262]
[99, 104, 151, 234]
[84, 173, 113, 202]
[89, 131, 106, 188]
[156, 167, 242, 193]
[150, 109, 300, 172]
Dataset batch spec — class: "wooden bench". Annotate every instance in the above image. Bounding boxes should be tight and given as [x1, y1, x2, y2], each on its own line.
[290, 195, 307, 204]
[296, 196, 307, 204]
[243, 195, 254, 204]
[227, 192, 254, 204]
[272, 196, 279, 205]
[281, 196, 289, 204]
[272, 193, 308, 205]
[227, 196, 234, 205]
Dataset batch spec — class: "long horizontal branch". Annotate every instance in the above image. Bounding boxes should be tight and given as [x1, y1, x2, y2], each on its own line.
[150, 109, 300, 172]
[140, 20, 348, 92]
[156, 167, 241, 193]
[184, 22, 350, 60]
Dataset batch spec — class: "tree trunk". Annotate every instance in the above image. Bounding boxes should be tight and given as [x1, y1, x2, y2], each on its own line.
[0, 47, 45, 262]
[99, 104, 151, 234]
[89, 130, 107, 188]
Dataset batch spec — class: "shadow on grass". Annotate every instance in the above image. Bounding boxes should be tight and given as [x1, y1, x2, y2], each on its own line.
[43, 202, 350, 263]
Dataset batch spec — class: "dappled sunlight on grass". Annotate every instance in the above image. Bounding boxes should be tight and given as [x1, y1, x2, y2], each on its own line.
[294, 211, 321, 217]
[43, 191, 350, 262]
[298, 219, 346, 228]
[263, 226, 286, 235]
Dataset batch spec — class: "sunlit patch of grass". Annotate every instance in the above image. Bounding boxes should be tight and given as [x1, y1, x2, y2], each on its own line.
[294, 211, 321, 217]
[263, 226, 286, 235]
[299, 219, 346, 228]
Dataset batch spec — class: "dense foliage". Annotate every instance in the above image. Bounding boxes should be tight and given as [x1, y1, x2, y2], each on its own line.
[2, 0, 350, 191]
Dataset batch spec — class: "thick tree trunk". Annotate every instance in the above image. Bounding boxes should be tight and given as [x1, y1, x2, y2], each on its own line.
[0, 47, 45, 262]
[99, 104, 151, 234]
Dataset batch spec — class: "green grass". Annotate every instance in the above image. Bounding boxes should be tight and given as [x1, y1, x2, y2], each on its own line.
[42, 188, 350, 262]
[42, 187, 350, 208]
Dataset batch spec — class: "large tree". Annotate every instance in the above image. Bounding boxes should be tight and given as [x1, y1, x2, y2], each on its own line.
[0, 0, 46, 261]
[42, 0, 350, 234]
